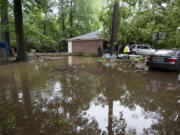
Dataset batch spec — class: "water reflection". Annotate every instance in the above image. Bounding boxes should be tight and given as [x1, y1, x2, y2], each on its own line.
[0, 57, 180, 135]
[68, 56, 72, 66]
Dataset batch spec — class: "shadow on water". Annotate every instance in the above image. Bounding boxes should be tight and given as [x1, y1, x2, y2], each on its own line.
[0, 56, 180, 135]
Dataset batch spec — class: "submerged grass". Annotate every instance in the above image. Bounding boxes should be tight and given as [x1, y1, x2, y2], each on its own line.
[68, 52, 97, 57]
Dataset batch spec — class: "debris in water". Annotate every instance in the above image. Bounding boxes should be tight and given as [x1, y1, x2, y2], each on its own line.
[117, 67, 123, 71]
[135, 63, 147, 70]
[55, 65, 77, 72]
[117, 54, 129, 59]
[177, 100, 180, 104]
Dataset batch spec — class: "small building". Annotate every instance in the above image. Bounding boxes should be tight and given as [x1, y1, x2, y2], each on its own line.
[67, 31, 107, 55]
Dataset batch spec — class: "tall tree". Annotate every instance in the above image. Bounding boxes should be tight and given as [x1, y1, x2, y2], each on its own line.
[0, 0, 10, 46]
[69, 0, 73, 38]
[58, 0, 68, 50]
[13, 0, 27, 61]
[110, 2, 119, 53]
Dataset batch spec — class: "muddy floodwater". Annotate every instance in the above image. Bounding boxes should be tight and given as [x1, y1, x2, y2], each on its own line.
[0, 56, 180, 135]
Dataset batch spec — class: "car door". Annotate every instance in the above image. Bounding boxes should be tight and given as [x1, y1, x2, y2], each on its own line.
[136, 45, 143, 55]
[142, 46, 150, 55]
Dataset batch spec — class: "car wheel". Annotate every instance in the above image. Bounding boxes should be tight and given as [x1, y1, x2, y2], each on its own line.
[148, 66, 153, 70]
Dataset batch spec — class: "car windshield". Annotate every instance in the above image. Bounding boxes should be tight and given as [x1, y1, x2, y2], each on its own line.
[154, 50, 176, 56]
[131, 46, 135, 49]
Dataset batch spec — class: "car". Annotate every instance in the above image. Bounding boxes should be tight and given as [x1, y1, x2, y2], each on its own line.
[146, 49, 180, 71]
[131, 44, 156, 56]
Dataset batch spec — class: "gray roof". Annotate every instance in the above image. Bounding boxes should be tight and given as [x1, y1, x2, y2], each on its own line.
[67, 30, 106, 41]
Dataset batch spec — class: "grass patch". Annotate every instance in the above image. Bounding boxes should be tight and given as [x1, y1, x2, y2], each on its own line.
[68, 52, 97, 57]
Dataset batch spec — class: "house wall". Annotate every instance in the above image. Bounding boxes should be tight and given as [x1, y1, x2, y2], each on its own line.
[71, 40, 103, 55]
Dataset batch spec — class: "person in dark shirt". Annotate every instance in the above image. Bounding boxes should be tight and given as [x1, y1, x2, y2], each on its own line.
[97, 46, 103, 56]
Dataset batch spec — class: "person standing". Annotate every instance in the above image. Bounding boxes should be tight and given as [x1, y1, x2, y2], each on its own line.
[97, 46, 103, 56]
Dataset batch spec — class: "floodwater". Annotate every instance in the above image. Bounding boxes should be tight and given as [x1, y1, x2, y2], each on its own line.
[0, 56, 180, 135]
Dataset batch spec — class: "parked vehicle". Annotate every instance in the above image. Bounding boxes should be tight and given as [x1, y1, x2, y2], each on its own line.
[131, 44, 156, 56]
[146, 49, 180, 71]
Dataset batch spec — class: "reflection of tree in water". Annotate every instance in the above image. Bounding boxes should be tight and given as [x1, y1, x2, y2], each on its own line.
[1, 59, 180, 135]
[97, 65, 128, 135]
[96, 63, 180, 135]
[0, 65, 25, 135]
[26, 68, 103, 134]
[0, 63, 103, 134]
[134, 74, 180, 135]
[141, 86, 180, 135]
[112, 112, 127, 135]
[53, 71, 103, 134]
[111, 69, 180, 135]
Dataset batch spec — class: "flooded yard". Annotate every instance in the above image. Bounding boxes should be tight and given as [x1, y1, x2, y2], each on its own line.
[0, 56, 180, 135]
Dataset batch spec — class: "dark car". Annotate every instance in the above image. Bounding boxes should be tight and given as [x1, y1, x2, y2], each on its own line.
[146, 49, 180, 71]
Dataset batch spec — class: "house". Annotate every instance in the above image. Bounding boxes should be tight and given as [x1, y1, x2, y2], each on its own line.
[67, 30, 107, 55]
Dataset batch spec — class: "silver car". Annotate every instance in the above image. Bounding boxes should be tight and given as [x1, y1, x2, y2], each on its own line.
[131, 44, 156, 56]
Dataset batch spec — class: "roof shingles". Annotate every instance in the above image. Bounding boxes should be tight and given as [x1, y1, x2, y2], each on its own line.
[67, 30, 105, 41]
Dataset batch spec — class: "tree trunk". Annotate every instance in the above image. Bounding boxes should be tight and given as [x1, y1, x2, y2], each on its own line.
[43, 14, 47, 35]
[61, 0, 66, 50]
[62, 16, 66, 50]
[110, 2, 119, 54]
[69, 0, 73, 38]
[1, 0, 10, 52]
[108, 98, 113, 135]
[61, 0, 66, 33]
[13, 0, 27, 61]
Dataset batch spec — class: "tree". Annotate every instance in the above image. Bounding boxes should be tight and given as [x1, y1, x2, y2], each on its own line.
[110, 1, 119, 53]
[0, 0, 10, 48]
[13, 0, 27, 61]
[101, 0, 180, 49]
[69, 0, 73, 38]
[1, 0, 102, 54]
[58, 0, 69, 50]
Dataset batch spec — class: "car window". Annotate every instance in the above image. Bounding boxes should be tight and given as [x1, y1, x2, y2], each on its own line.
[143, 46, 149, 49]
[137, 46, 143, 49]
[177, 51, 180, 57]
[131, 46, 135, 49]
[154, 50, 176, 56]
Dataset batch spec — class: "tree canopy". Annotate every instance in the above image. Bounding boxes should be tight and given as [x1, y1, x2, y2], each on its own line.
[1, 0, 180, 55]
[0, 0, 102, 53]
[100, 0, 180, 49]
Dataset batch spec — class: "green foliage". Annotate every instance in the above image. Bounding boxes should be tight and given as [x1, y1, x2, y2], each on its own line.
[1, 0, 102, 52]
[2, 0, 180, 52]
[100, 0, 180, 49]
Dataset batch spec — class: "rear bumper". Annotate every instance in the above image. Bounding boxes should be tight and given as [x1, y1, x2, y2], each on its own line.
[146, 61, 180, 71]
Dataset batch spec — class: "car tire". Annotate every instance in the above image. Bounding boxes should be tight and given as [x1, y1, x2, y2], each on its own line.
[148, 66, 153, 70]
